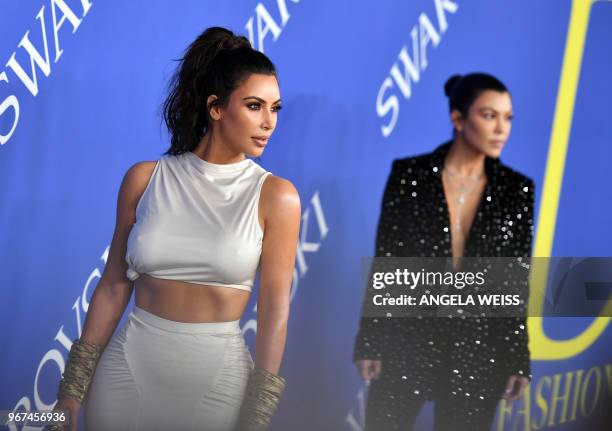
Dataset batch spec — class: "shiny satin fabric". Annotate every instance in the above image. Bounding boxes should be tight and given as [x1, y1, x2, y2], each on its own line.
[126, 151, 271, 291]
[84, 306, 253, 431]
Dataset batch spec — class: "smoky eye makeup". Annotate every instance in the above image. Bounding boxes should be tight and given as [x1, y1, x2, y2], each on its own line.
[245, 103, 282, 112]
[243, 96, 282, 112]
[479, 108, 513, 121]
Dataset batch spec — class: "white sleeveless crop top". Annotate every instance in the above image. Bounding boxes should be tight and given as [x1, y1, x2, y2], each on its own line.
[125, 151, 271, 291]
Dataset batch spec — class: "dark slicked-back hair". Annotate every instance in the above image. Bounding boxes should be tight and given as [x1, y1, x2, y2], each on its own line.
[444, 72, 509, 116]
[162, 27, 277, 155]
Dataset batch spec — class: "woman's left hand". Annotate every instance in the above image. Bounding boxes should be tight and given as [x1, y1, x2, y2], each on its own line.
[502, 375, 530, 401]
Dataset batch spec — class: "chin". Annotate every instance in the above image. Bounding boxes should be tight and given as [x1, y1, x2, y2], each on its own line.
[246, 146, 266, 158]
[480, 143, 504, 159]
[486, 148, 503, 159]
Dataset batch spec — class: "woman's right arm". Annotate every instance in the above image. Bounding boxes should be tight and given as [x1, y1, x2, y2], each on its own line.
[53, 161, 156, 431]
[79, 161, 156, 346]
[354, 159, 405, 380]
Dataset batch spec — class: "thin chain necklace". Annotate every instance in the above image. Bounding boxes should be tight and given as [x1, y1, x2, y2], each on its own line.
[442, 166, 485, 235]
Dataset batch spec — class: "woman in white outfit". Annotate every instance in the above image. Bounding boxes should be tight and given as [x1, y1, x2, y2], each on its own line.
[51, 27, 301, 431]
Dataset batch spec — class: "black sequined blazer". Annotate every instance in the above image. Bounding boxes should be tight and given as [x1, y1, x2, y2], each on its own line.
[354, 141, 535, 399]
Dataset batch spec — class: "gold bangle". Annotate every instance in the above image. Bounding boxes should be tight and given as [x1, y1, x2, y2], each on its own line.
[57, 339, 102, 403]
[235, 368, 286, 430]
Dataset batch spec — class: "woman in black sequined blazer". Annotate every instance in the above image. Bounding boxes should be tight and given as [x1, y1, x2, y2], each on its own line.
[354, 74, 535, 431]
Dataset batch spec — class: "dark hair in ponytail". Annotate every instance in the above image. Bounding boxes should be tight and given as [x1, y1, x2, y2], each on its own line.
[162, 27, 277, 155]
[444, 72, 509, 116]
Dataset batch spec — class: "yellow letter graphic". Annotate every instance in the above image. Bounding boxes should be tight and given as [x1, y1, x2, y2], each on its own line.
[530, 0, 612, 360]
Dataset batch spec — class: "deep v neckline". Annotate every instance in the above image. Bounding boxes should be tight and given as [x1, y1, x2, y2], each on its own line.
[430, 142, 498, 260]
[441, 171, 488, 259]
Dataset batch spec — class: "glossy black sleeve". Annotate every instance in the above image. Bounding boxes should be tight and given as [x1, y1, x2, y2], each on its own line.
[353, 160, 403, 361]
[498, 178, 535, 381]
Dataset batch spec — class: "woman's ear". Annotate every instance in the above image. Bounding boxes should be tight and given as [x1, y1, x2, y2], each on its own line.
[450, 109, 464, 133]
[207, 95, 221, 121]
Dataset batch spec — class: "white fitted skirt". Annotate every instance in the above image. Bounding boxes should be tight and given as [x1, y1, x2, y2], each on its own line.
[84, 306, 253, 431]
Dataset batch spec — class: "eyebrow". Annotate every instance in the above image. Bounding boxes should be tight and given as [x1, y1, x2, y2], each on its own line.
[242, 96, 282, 104]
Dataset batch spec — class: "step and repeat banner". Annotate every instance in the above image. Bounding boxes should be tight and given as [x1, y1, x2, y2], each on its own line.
[1, 1, 610, 430]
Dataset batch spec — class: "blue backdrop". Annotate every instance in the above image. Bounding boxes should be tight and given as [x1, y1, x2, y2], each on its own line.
[1, 1, 610, 430]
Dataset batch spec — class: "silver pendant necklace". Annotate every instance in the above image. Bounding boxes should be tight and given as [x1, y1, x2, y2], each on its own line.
[442, 167, 485, 235]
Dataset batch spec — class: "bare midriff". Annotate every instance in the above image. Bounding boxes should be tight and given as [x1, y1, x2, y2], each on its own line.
[134, 274, 251, 323]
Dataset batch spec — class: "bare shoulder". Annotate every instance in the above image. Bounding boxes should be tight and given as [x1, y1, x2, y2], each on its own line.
[116, 161, 158, 221]
[261, 175, 301, 212]
[123, 161, 157, 193]
[118, 161, 157, 203]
